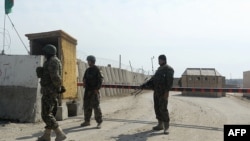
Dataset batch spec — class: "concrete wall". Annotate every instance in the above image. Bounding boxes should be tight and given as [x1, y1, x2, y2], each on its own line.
[243, 71, 250, 97]
[0, 55, 43, 122]
[76, 60, 148, 106]
[0, 56, 147, 122]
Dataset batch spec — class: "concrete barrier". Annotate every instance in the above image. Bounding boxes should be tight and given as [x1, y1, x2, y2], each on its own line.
[99, 67, 106, 97]
[122, 69, 129, 93]
[0, 56, 147, 122]
[76, 60, 147, 97]
[101, 66, 111, 96]
[0, 55, 43, 122]
[113, 68, 122, 94]
[75, 59, 86, 115]
[105, 67, 114, 96]
[110, 67, 118, 95]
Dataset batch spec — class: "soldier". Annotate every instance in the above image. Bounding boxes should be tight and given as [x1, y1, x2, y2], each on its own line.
[36, 44, 66, 141]
[141, 54, 174, 134]
[81, 55, 103, 129]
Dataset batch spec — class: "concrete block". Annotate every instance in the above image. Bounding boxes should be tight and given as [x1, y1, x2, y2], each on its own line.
[67, 102, 81, 117]
[0, 55, 43, 123]
[56, 102, 68, 121]
[76, 86, 84, 114]
[0, 86, 42, 122]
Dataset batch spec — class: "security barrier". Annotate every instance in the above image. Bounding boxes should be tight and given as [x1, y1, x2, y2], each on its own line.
[77, 60, 148, 97]
[77, 83, 250, 93]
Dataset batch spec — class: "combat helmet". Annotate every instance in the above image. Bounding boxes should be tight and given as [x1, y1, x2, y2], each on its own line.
[86, 55, 96, 63]
[43, 44, 57, 55]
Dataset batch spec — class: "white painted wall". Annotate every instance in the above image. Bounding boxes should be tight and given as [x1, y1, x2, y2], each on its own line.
[0, 55, 44, 122]
[0, 55, 44, 88]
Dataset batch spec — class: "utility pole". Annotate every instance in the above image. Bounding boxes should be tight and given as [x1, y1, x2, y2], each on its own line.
[119, 54, 121, 69]
[151, 56, 154, 74]
[129, 60, 133, 72]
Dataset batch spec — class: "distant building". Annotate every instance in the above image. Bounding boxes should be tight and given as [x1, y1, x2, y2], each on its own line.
[225, 79, 243, 88]
[180, 68, 225, 97]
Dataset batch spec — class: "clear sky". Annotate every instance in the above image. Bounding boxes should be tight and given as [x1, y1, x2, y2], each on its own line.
[1, 0, 250, 78]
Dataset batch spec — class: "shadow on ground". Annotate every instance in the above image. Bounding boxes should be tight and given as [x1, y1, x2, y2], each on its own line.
[14, 117, 222, 140]
[103, 118, 223, 132]
[111, 130, 165, 141]
[15, 125, 97, 140]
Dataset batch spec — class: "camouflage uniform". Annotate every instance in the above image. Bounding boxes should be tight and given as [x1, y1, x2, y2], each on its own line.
[40, 56, 62, 130]
[83, 65, 103, 124]
[145, 64, 174, 126]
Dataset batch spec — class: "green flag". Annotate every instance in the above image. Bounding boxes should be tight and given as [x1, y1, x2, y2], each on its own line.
[5, 0, 14, 14]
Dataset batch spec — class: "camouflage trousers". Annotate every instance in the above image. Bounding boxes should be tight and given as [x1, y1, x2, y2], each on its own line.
[83, 90, 103, 123]
[153, 91, 170, 123]
[41, 93, 59, 130]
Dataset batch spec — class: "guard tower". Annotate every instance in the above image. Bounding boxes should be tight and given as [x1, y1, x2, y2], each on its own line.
[25, 30, 78, 100]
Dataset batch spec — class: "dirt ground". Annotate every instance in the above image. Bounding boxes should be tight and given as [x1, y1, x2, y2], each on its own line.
[0, 91, 250, 141]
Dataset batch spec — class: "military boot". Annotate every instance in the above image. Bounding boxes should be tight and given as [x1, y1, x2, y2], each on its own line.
[163, 122, 169, 134]
[152, 120, 163, 130]
[80, 121, 90, 127]
[37, 129, 51, 141]
[97, 122, 102, 129]
[54, 127, 67, 141]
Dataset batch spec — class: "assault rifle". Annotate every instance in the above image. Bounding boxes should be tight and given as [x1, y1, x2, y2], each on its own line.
[131, 77, 153, 96]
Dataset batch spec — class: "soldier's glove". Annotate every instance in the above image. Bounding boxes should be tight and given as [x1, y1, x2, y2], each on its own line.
[61, 86, 66, 93]
[36, 67, 43, 78]
[59, 86, 66, 93]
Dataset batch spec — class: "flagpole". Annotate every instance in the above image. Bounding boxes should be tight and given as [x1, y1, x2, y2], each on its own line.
[2, 14, 6, 55]
[7, 15, 30, 54]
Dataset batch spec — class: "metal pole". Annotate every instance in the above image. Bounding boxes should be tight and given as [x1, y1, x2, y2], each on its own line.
[129, 60, 133, 72]
[2, 14, 6, 55]
[7, 15, 30, 54]
[151, 56, 154, 74]
[119, 54, 121, 69]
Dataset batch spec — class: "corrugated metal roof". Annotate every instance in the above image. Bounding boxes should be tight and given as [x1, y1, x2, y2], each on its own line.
[182, 68, 222, 76]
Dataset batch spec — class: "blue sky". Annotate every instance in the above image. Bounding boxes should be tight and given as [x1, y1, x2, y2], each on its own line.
[1, 0, 250, 78]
